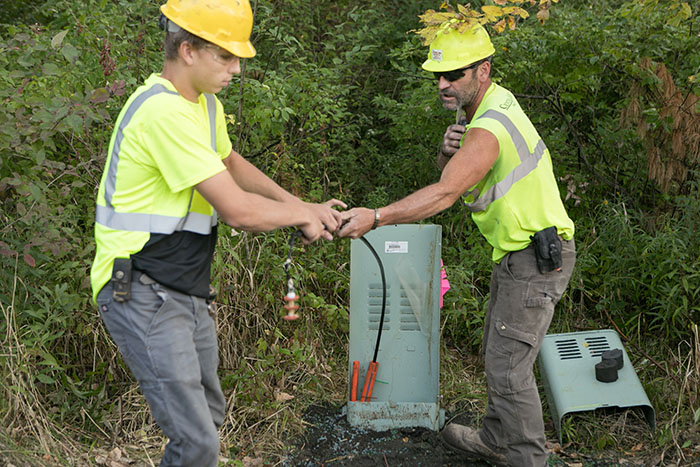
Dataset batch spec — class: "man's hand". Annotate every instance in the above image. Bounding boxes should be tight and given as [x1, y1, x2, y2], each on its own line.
[337, 207, 375, 239]
[300, 198, 347, 242]
[440, 123, 466, 157]
[297, 216, 327, 244]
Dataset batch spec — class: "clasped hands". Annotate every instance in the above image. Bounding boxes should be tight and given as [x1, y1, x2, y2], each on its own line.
[298, 201, 376, 243]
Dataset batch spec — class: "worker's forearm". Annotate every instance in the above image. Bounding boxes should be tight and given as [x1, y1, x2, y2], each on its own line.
[378, 183, 459, 227]
[219, 192, 310, 232]
[196, 170, 311, 232]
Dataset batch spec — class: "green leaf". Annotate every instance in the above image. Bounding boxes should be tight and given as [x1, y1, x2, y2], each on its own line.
[29, 183, 42, 201]
[36, 373, 56, 385]
[40, 352, 62, 369]
[51, 30, 68, 49]
[61, 43, 79, 64]
[680, 3, 692, 17]
[42, 63, 60, 76]
[17, 55, 35, 68]
[63, 114, 83, 133]
[34, 149, 45, 165]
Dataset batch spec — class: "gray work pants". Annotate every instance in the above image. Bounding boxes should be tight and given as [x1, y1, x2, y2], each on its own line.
[97, 274, 225, 467]
[479, 239, 576, 467]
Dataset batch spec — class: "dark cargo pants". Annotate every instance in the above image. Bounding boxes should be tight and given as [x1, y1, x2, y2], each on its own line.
[479, 239, 576, 467]
[97, 274, 225, 467]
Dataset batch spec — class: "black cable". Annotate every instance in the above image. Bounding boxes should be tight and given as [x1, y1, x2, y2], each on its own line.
[359, 236, 386, 363]
[283, 231, 300, 283]
[284, 230, 387, 363]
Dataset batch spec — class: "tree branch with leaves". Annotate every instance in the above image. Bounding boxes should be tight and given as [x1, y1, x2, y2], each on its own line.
[413, 0, 560, 44]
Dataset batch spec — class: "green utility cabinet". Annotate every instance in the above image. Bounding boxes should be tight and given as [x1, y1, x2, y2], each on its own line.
[346, 224, 445, 431]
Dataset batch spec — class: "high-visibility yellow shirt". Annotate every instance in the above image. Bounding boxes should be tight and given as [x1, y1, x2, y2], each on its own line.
[462, 83, 574, 262]
[91, 74, 231, 301]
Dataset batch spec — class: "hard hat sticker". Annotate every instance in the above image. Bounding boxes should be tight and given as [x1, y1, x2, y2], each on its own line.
[431, 49, 443, 62]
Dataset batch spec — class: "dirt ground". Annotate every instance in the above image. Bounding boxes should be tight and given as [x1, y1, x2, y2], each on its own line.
[279, 403, 651, 467]
[65, 399, 698, 467]
[281, 403, 490, 467]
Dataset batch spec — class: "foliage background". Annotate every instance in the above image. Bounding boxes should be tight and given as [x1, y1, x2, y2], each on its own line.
[1, 0, 698, 464]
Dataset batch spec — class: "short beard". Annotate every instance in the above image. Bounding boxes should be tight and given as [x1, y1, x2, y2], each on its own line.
[439, 91, 460, 111]
[446, 84, 478, 113]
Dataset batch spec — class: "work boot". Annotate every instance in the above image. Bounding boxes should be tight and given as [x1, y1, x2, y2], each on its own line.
[441, 423, 507, 466]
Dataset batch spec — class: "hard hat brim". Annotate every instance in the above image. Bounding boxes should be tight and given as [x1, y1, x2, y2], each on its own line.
[225, 40, 256, 59]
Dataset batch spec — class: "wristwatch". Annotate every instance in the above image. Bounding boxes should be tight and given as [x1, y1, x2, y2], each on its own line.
[372, 208, 380, 230]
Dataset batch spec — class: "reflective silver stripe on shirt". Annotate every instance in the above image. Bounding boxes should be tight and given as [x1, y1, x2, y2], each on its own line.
[205, 93, 217, 152]
[204, 93, 219, 227]
[97, 85, 219, 234]
[96, 205, 215, 235]
[463, 109, 547, 213]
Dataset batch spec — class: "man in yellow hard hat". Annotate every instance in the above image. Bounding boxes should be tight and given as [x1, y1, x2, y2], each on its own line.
[91, 1, 344, 465]
[338, 23, 575, 467]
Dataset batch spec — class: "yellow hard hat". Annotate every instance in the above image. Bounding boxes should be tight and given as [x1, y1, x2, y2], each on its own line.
[421, 23, 495, 72]
[160, 0, 256, 58]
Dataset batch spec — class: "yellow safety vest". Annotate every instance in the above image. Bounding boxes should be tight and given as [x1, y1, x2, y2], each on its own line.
[462, 83, 574, 262]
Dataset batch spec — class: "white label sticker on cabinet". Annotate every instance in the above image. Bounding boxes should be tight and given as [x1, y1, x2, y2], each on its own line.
[385, 241, 408, 254]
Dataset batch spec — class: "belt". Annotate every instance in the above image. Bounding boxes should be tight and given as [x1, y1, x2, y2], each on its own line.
[136, 272, 216, 303]
[138, 272, 157, 285]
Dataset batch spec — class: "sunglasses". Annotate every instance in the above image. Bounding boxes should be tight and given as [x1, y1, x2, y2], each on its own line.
[201, 45, 238, 65]
[433, 61, 481, 82]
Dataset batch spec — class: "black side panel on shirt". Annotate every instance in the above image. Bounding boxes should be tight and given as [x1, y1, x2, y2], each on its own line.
[131, 226, 218, 298]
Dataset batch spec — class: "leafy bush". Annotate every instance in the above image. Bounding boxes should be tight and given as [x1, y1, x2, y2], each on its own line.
[1, 0, 698, 464]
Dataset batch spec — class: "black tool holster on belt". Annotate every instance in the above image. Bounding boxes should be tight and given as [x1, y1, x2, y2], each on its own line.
[530, 226, 562, 273]
[111, 258, 132, 302]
